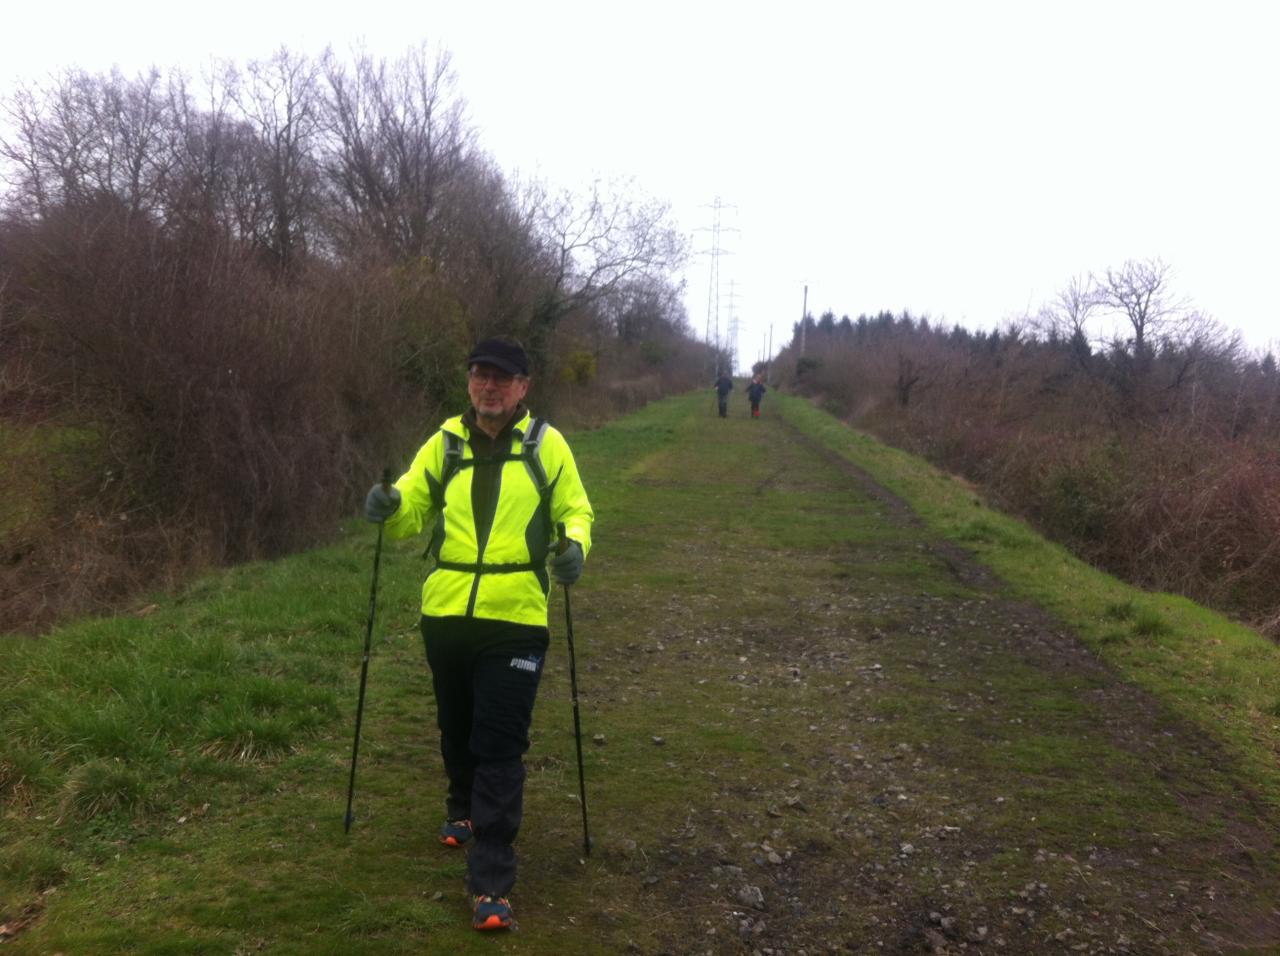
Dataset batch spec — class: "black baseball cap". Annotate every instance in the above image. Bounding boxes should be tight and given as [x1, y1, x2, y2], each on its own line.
[467, 337, 529, 377]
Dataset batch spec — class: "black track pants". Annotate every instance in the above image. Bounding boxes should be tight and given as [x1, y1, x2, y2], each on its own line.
[420, 615, 549, 897]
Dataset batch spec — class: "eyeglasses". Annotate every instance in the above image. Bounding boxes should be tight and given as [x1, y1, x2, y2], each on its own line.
[469, 367, 518, 386]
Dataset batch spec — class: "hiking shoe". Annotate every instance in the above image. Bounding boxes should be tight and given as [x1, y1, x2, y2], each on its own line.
[472, 895, 514, 931]
[438, 818, 473, 848]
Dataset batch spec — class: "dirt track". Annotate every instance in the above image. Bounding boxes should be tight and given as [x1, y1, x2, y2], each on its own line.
[548, 405, 1280, 955]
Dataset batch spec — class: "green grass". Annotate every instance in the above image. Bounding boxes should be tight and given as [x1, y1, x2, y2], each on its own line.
[2, 391, 1278, 953]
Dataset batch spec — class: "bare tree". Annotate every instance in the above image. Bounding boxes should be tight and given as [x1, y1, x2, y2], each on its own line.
[0, 84, 51, 216]
[0, 68, 177, 222]
[320, 43, 474, 261]
[91, 68, 174, 219]
[27, 72, 95, 209]
[606, 275, 688, 346]
[1035, 273, 1098, 370]
[896, 352, 922, 406]
[1094, 258, 1189, 365]
[165, 64, 262, 241]
[232, 48, 322, 272]
[437, 161, 547, 332]
[530, 179, 686, 324]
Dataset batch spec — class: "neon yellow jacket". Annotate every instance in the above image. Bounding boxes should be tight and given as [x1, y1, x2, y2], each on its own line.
[383, 409, 594, 626]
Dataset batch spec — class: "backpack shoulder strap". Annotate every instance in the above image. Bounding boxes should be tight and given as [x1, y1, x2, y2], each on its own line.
[428, 432, 466, 511]
[443, 432, 465, 481]
[521, 417, 549, 494]
[430, 419, 549, 504]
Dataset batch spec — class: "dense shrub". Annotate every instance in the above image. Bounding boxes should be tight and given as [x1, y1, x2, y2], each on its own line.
[0, 51, 710, 633]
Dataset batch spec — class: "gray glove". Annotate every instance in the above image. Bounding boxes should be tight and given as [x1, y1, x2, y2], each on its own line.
[550, 540, 584, 586]
[364, 482, 401, 523]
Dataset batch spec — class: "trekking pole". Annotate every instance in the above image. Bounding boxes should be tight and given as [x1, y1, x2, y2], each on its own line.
[557, 522, 592, 856]
[344, 468, 391, 834]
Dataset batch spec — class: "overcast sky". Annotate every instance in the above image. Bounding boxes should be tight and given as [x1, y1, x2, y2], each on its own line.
[3, 0, 1276, 370]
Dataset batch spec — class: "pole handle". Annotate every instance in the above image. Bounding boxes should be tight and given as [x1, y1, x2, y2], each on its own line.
[380, 467, 392, 495]
[556, 521, 569, 555]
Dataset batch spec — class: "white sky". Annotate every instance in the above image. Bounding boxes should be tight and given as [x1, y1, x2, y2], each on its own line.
[3, 0, 1277, 370]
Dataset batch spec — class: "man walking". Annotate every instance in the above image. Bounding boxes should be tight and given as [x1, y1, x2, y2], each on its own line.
[714, 371, 734, 418]
[365, 336, 594, 931]
[746, 374, 767, 418]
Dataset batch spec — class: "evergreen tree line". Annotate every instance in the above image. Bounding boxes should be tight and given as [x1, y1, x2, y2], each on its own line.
[774, 261, 1280, 637]
[0, 44, 708, 633]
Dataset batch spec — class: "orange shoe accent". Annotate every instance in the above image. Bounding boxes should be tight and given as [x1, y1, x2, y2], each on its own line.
[438, 818, 473, 847]
[472, 895, 514, 931]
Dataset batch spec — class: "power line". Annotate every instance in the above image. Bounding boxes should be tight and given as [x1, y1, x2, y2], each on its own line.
[724, 278, 745, 374]
[694, 196, 738, 374]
